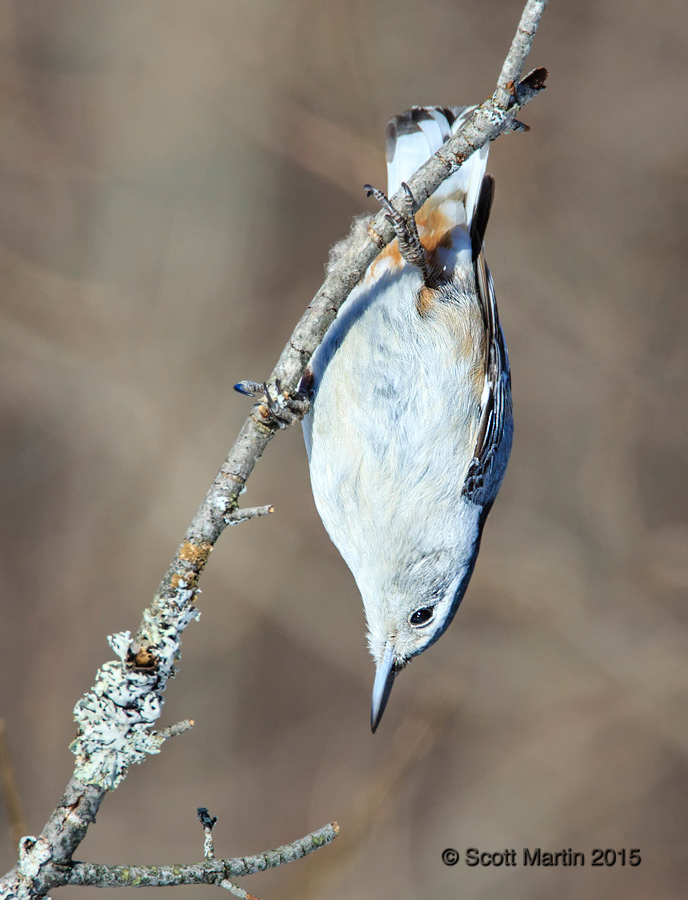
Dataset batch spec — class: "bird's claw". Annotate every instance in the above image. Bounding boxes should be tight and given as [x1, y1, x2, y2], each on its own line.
[234, 378, 310, 428]
[364, 181, 430, 283]
[233, 380, 264, 397]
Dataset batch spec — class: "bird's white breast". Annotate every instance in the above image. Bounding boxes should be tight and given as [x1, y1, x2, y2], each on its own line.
[303, 258, 485, 606]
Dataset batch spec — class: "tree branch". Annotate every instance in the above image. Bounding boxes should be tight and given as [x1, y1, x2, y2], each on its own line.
[62, 822, 340, 889]
[495, 0, 549, 108]
[0, 1, 548, 896]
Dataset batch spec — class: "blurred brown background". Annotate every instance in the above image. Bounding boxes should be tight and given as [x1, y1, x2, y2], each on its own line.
[1, 1, 687, 898]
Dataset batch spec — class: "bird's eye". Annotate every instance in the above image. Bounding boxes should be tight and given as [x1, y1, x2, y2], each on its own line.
[409, 607, 435, 628]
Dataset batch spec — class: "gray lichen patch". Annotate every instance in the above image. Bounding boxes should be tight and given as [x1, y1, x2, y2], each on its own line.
[69, 584, 200, 790]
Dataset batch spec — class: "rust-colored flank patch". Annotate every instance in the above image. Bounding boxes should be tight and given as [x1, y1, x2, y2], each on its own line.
[416, 285, 437, 316]
[369, 198, 456, 279]
[416, 204, 454, 256]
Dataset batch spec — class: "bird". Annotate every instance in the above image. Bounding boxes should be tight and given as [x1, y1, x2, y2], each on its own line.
[301, 105, 513, 732]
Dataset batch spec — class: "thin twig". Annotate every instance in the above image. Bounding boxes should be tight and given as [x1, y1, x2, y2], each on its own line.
[63, 823, 340, 888]
[158, 719, 195, 742]
[495, 0, 549, 108]
[0, 1, 548, 896]
[225, 505, 274, 525]
[197, 808, 217, 860]
[220, 879, 261, 900]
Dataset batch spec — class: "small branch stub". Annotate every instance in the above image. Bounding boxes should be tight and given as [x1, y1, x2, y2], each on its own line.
[159, 720, 195, 742]
[197, 807, 218, 860]
[220, 879, 261, 900]
[225, 505, 274, 525]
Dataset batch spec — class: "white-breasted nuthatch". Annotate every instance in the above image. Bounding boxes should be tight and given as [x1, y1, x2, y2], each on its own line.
[301, 106, 513, 731]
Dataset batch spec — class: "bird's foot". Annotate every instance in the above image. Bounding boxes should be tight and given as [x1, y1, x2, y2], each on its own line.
[234, 378, 311, 428]
[364, 182, 431, 285]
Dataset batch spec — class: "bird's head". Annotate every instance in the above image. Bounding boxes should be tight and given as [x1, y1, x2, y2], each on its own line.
[365, 550, 479, 732]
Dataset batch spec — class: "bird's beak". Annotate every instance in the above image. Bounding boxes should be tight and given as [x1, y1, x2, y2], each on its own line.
[371, 641, 397, 733]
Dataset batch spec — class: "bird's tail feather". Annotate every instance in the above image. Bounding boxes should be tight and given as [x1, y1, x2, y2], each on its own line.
[385, 106, 488, 232]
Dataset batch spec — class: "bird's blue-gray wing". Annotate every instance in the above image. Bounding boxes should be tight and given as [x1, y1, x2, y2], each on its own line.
[461, 251, 513, 507]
